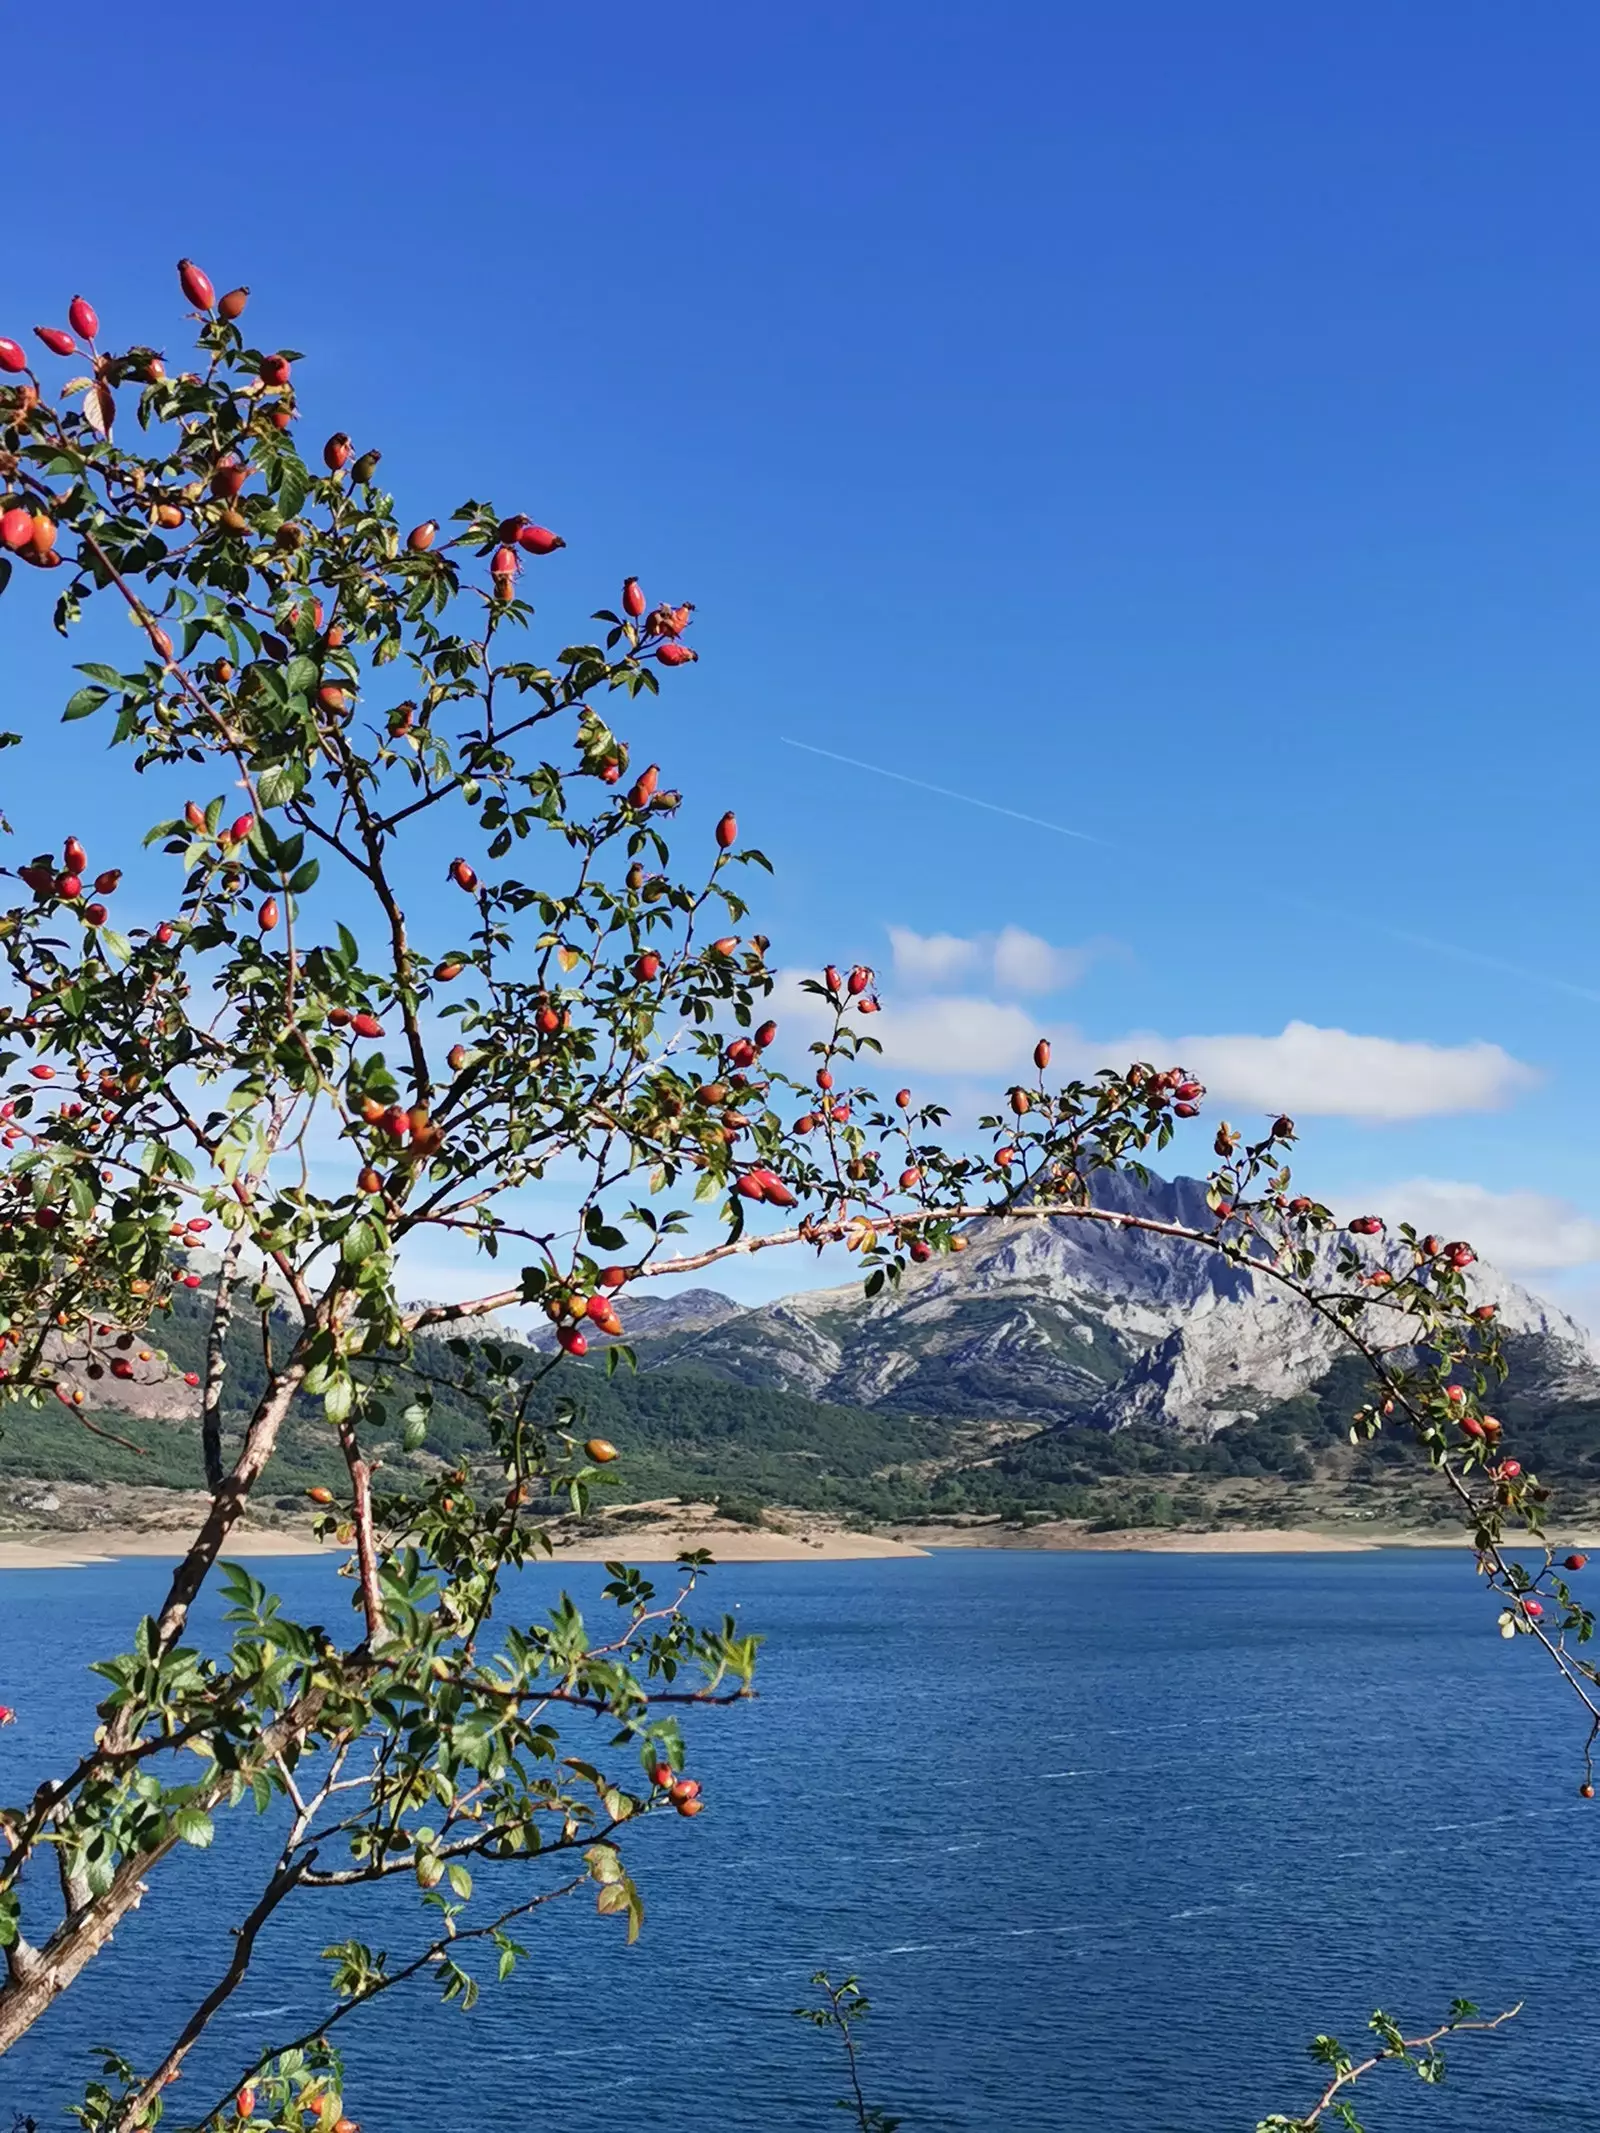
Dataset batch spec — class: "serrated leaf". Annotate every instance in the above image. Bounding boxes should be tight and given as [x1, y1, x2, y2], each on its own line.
[63, 686, 108, 721]
[256, 759, 307, 808]
[172, 1805, 214, 1848]
[276, 459, 310, 519]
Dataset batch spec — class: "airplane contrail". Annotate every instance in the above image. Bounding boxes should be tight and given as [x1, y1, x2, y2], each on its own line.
[780, 737, 1110, 847]
[780, 735, 1600, 1010]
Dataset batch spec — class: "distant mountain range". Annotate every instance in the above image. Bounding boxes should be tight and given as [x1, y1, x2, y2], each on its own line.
[47, 1168, 1600, 1454]
[10, 1170, 1599, 1534]
[586, 1171, 1600, 1437]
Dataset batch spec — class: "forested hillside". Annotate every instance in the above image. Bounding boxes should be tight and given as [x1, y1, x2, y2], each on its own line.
[5, 1285, 1598, 1537]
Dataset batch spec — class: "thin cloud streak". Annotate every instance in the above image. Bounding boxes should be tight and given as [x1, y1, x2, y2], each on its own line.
[783, 736, 1600, 1012]
[780, 737, 1109, 847]
[1382, 928, 1600, 1009]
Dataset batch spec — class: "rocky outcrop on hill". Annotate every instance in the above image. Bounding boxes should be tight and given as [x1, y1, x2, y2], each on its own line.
[635, 1171, 1600, 1438]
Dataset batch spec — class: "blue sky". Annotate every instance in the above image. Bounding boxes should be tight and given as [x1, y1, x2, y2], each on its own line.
[6, 3, 1600, 1315]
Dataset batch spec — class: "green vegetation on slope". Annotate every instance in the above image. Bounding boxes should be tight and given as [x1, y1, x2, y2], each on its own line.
[3, 1298, 1593, 1533]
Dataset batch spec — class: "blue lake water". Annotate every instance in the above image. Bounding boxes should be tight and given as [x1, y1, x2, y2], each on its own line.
[1, 1548, 1596, 2130]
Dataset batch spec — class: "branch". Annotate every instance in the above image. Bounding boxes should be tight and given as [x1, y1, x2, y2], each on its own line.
[201, 1231, 244, 1493]
[174, 1874, 590, 2133]
[142, 1350, 315, 1656]
[1268, 2003, 1521, 2131]
[115, 1856, 310, 2124]
[0, 1691, 327, 2054]
[333, 1423, 384, 1646]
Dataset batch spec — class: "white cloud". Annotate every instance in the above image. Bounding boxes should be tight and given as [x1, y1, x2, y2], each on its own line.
[888, 924, 1094, 997]
[1170, 1022, 1538, 1122]
[775, 970, 1536, 1123]
[1355, 1180, 1600, 1272]
[887, 926, 981, 988]
[991, 925, 1091, 995]
[772, 972, 1044, 1077]
[777, 976, 1536, 1123]
[860, 995, 1045, 1077]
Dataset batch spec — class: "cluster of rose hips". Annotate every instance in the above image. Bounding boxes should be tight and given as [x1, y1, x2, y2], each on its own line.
[0, 501, 58, 570]
[405, 509, 566, 608]
[817, 961, 881, 1013]
[545, 1266, 631, 1356]
[1498, 1551, 1588, 1695]
[235, 2086, 357, 2133]
[1131, 1063, 1205, 1116]
[172, 802, 282, 927]
[78, 1320, 185, 1388]
[351, 1097, 443, 1192]
[651, 1761, 704, 1817]
[13, 835, 122, 928]
[735, 1167, 798, 1209]
[618, 575, 698, 667]
[2, 1295, 203, 1400]
[0, 300, 104, 572]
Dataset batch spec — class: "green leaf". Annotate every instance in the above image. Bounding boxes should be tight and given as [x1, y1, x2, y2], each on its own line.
[63, 686, 108, 722]
[172, 1806, 215, 1848]
[322, 1372, 354, 1425]
[256, 759, 308, 808]
[276, 458, 310, 520]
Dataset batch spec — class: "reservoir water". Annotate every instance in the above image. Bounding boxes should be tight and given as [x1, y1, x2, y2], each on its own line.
[1, 1549, 1594, 2129]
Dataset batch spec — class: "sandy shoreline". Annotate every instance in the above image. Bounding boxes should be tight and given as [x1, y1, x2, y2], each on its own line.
[0, 1529, 343, 1572]
[0, 1517, 1534, 1573]
[0, 1521, 928, 1572]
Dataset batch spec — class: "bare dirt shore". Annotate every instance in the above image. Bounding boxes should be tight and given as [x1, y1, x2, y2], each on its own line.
[0, 1529, 341, 1571]
[898, 1520, 1390, 1553]
[547, 1523, 926, 1562]
[4, 1511, 1589, 1573]
[0, 1502, 930, 1572]
[0, 1519, 1431, 1571]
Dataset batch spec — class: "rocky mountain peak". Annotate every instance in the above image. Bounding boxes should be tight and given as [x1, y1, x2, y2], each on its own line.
[635, 1171, 1600, 1437]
